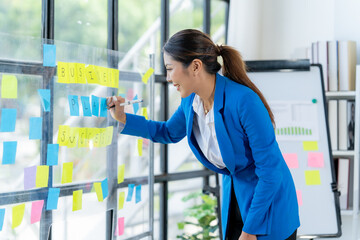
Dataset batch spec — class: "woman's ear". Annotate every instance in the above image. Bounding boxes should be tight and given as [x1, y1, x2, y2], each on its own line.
[191, 59, 203, 76]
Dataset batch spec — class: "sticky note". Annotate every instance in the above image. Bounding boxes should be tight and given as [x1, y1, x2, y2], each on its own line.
[92, 128, 101, 147]
[46, 144, 59, 166]
[132, 95, 139, 114]
[142, 107, 148, 120]
[105, 126, 114, 146]
[111, 69, 119, 88]
[118, 192, 125, 210]
[94, 182, 103, 202]
[2, 141, 17, 164]
[58, 125, 70, 146]
[101, 178, 109, 200]
[91, 95, 99, 116]
[78, 128, 89, 148]
[43, 44, 56, 67]
[118, 217, 125, 236]
[305, 170, 321, 185]
[24, 166, 37, 189]
[38, 89, 51, 112]
[100, 97, 108, 117]
[46, 188, 60, 210]
[57, 62, 69, 83]
[36, 165, 49, 188]
[12, 203, 25, 229]
[61, 162, 73, 184]
[80, 96, 92, 117]
[97, 66, 109, 86]
[308, 152, 324, 168]
[31, 200, 44, 224]
[75, 63, 86, 84]
[68, 63, 76, 83]
[29, 117, 43, 140]
[137, 139, 143, 156]
[118, 164, 125, 184]
[303, 141, 318, 151]
[85, 65, 99, 84]
[67, 127, 79, 148]
[135, 185, 142, 203]
[0, 208, 5, 231]
[1, 74, 17, 98]
[283, 153, 299, 169]
[0, 108, 17, 132]
[296, 190, 303, 206]
[142, 67, 154, 84]
[127, 184, 135, 202]
[73, 190, 83, 211]
[68, 95, 80, 116]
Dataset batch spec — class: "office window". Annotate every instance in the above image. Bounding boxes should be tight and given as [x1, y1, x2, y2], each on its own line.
[211, 0, 227, 44]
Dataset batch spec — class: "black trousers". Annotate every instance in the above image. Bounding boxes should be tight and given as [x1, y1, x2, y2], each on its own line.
[226, 185, 297, 240]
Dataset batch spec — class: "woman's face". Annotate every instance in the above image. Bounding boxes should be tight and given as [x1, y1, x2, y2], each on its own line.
[164, 52, 194, 98]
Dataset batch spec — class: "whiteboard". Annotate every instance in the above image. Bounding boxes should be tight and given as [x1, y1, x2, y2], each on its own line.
[248, 64, 341, 238]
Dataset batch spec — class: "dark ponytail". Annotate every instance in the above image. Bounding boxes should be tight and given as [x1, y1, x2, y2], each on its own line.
[164, 29, 275, 126]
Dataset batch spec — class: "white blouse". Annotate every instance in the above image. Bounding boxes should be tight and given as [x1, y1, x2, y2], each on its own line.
[192, 94, 226, 169]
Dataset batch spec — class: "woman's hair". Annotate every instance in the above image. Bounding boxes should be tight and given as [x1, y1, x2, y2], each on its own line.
[163, 29, 275, 126]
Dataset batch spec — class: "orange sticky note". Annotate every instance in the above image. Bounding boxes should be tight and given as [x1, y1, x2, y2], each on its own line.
[142, 67, 154, 84]
[94, 182, 103, 202]
[72, 190, 83, 211]
[137, 139, 143, 156]
[1, 74, 18, 99]
[12, 203, 25, 229]
[308, 152, 324, 168]
[57, 62, 69, 83]
[305, 170, 321, 185]
[36, 166, 49, 188]
[296, 190, 303, 206]
[303, 141, 318, 151]
[118, 192, 125, 210]
[283, 153, 299, 169]
[118, 164, 125, 184]
[61, 162, 73, 184]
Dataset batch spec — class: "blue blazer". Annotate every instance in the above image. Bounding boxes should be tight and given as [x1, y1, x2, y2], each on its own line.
[122, 73, 300, 239]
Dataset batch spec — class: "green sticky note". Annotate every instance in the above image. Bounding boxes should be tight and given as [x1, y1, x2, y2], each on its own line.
[61, 162, 73, 184]
[73, 190, 83, 211]
[305, 170, 321, 185]
[118, 164, 125, 184]
[36, 166, 49, 188]
[1, 75, 17, 99]
[303, 141, 318, 151]
[12, 203, 25, 229]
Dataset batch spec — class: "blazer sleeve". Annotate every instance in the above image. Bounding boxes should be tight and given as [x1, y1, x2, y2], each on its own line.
[239, 91, 284, 235]
[121, 104, 187, 144]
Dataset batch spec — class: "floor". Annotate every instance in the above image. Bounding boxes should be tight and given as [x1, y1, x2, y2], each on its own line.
[326, 215, 360, 240]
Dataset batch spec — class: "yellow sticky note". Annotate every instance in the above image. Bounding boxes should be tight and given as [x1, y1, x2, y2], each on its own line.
[67, 127, 79, 148]
[12, 203, 25, 229]
[61, 162, 73, 184]
[137, 139, 143, 156]
[1, 74, 17, 99]
[75, 63, 86, 84]
[78, 128, 89, 148]
[58, 125, 70, 146]
[99, 128, 107, 147]
[93, 128, 101, 148]
[118, 192, 125, 210]
[105, 126, 114, 146]
[111, 69, 119, 88]
[94, 182, 103, 202]
[68, 63, 76, 83]
[97, 66, 109, 86]
[36, 165, 49, 188]
[73, 190, 83, 211]
[142, 67, 154, 84]
[57, 62, 69, 83]
[305, 170, 321, 185]
[118, 164, 125, 184]
[303, 141, 318, 151]
[85, 65, 100, 84]
[141, 107, 148, 120]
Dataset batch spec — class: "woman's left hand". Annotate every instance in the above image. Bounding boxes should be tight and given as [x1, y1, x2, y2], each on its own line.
[238, 231, 257, 240]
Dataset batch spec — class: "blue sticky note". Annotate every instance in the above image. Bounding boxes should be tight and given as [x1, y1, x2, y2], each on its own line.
[43, 44, 56, 67]
[133, 95, 139, 114]
[100, 97, 108, 117]
[91, 95, 99, 117]
[47, 144, 59, 166]
[126, 184, 135, 202]
[38, 89, 51, 112]
[0, 108, 17, 132]
[80, 96, 92, 117]
[135, 185, 142, 203]
[2, 141, 17, 165]
[29, 117, 43, 140]
[101, 178, 109, 199]
[46, 188, 60, 210]
[0, 208, 5, 231]
[68, 95, 80, 116]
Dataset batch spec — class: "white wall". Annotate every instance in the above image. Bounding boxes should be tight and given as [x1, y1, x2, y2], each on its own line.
[228, 0, 360, 63]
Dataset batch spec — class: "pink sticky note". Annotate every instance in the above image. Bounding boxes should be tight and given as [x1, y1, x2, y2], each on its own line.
[31, 200, 44, 224]
[118, 217, 125, 236]
[296, 190, 303, 206]
[283, 153, 299, 169]
[308, 152, 324, 168]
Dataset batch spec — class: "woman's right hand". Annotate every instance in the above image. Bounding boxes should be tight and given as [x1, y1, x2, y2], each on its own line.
[107, 96, 126, 124]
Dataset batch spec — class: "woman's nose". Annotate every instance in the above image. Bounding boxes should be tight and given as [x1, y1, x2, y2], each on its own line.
[166, 73, 172, 83]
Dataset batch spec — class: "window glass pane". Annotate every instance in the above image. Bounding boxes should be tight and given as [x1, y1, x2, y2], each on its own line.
[210, 0, 227, 44]
[169, 0, 204, 36]
[54, 0, 107, 48]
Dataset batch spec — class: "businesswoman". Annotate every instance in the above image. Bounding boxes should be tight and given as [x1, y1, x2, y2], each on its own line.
[107, 29, 300, 240]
